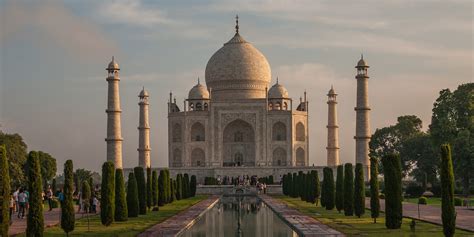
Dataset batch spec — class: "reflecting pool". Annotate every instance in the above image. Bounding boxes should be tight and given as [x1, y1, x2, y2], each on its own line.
[179, 196, 298, 237]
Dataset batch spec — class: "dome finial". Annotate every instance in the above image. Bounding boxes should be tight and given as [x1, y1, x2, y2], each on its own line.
[235, 15, 239, 34]
[361, 53, 363, 60]
[197, 77, 200, 85]
[276, 77, 279, 84]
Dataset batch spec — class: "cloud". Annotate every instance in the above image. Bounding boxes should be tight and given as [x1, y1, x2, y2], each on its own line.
[98, 0, 173, 27]
[0, 0, 117, 61]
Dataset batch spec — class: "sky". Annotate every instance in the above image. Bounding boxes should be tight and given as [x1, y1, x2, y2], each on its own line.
[0, 0, 472, 173]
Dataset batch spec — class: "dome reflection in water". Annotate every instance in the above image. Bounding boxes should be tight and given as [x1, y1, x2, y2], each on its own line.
[179, 196, 298, 237]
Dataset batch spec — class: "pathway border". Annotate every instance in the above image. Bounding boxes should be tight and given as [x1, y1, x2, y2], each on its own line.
[138, 195, 219, 237]
[260, 195, 345, 237]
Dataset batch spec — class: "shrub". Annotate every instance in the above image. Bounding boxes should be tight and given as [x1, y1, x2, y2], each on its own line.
[101, 161, 115, 226]
[152, 170, 158, 206]
[115, 169, 128, 221]
[134, 167, 147, 214]
[454, 197, 462, 206]
[440, 144, 456, 237]
[382, 153, 402, 229]
[158, 170, 166, 206]
[126, 172, 139, 217]
[26, 151, 44, 236]
[418, 197, 428, 205]
[61, 160, 75, 234]
[335, 165, 344, 213]
[405, 184, 424, 198]
[190, 175, 197, 197]
[370, 157, 380, 223]
[344, 163, 354, 216]
[146, 168, 152, 209]
[354, 163, 365, 218]
[0, 145, 10, 237]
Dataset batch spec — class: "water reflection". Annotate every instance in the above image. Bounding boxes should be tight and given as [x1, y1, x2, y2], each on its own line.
[179, 196, 298, 237]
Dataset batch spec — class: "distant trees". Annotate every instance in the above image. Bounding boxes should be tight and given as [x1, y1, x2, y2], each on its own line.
[335, 165, 344, 213]
[26, 151, 44, 236]
[115, 169, 128, 221]
[369, 157, 380, 223]
[382, 154, 402, 229]
[354, 163, 365, 218]
[0, 132, 28, 188]
[126, 172, 139, 218]
[0, 145, 10, 237]
[101, 161, 115, 226]
[440, 145, 456, 237]
[38, 151, 57, 190]
[343, 163, 354, 216]
[134, 167, 146, 214]
[61, 160, 75, 235]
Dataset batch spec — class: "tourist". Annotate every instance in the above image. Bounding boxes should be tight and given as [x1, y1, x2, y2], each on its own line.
[57, 189, 65, 204]
[92, 195, 99, 213]
[13, 188, 19, 213]
[17, 189, 27, 219]
[24, 188, 29, 213]
[263, 183, 267, 194]
[46, 186, 53, 211]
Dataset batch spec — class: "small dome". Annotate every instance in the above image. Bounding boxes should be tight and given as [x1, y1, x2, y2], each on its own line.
[107, 56, 120, 70]
[139, 87, 149, 97]
[268, 80, 289, 98]
[188, 80, 209, 100]
[356, 55, 369, 68]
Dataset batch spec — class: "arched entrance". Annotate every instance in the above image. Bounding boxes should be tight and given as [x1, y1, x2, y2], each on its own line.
[223, 119, 255, 166]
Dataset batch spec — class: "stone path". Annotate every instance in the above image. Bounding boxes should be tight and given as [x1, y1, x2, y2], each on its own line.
[260, 195, 345, 237]
[9, 205, 87, 236]
[366, 199, 474, 232]
[138, 196, 220, 237]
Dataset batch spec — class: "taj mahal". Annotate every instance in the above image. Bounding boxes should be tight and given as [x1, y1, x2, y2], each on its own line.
[109, 17, 372, 181]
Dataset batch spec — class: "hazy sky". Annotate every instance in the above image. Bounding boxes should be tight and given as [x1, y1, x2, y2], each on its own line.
[0, 0, 472, 173]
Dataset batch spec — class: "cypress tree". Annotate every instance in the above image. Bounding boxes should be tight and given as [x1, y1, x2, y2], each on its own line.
[354, 163, 365, 217]
[323, 167, 335, 210]
[320, 175, 326, 207]
[286, 173, 292, 197]
[61, 160, 75, 235]
[134, 167, 147, 214]
[190, 175, 197, 197]
[115, 169, 128, 221]
[282, 175, 287, 196]
[176, 174, 183, 200]
[51, 178, 57, 196]
[158, 170, 166, 206]
[88, 176, 94, 193]
[298, 171, 304, 198]
[100, 161, 115, 226]
[183, 173, 190, 199]
[152, 170, 158, 206]
[313, 170, 321, 206]
[344, 163, 354, 216]
[300, 173, 306, 201]
[126, 172, 139, 217]
[440, 144, 456, 237]
[26, 151, 44, 236]
[170, 179, 176, 202]
[335, 165, 344, 213]
[146, 168, 152, 209]
[291, 173, 297, 198]
[166, 170, 172, 203]
[0, 145, 10, 237]
[382, 153, 402, 229]
[370, 157, 380, 223]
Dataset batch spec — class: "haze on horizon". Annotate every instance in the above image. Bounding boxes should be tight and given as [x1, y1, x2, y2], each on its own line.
[0, 0, 472, 173]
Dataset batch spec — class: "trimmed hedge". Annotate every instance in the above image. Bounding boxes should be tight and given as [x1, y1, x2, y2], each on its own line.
[158, 170, 165, 206]
[335, 165, 344, 213]
[134, 167, 147, 214]
[61, 160, 75, 234]
[101, 161, 115, 226]
[126, 172, 139, 217]
[183, 174, 190, 199]
[382, 153, 402, 229]
[176, 174, 183, 200]
[115, 169, 128, 221]
[323, 167, 335, 210]
[26, 151, 44, 236]
[190, 175, 197, 197]
[343, 163, 354, 216]
[418, 197, 427, 205]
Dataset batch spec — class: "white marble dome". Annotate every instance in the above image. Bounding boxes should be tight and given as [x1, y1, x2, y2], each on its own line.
[205, 32, 271, 100]
[268, 81, 289, 98]
[107, 57, 119, 70]
[139, 88, 149, 97]
[188, 81, 209, 100]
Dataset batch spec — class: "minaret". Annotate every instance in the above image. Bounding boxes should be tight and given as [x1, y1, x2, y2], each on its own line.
[354, 55, 371, 180]
[138, 87, 151, 168]
[105, 56, 123, 169]
[326, 86, 340, 167]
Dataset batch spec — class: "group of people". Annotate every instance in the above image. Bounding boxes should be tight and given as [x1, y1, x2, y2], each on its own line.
[74, 185, 100, 214]
[10, 188, 30, 220]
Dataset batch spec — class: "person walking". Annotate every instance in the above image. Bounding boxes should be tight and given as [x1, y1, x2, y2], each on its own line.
[46, 186, 53, 211]
[9, 193, 15, 225]
[13, 188, 19, 213]
[17, 189, 27, 219]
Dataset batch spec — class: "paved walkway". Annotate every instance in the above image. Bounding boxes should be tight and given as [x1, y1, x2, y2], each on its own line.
[260, 195, 344, 236]
[366, 199, 474, 232]
[138, 196, 220, 237]
[9, 206, 89, 236]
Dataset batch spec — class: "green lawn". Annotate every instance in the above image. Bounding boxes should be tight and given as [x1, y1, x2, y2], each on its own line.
[24, 196, 207, 237]
[275, 196, 473, 237]
[404, 197, 474, 207]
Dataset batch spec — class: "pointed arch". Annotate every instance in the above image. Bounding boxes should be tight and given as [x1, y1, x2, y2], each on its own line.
[296, 122, 305, 141]
[296, 147, 305, 166]
[272, 122, 287, 141]
[172, 123, 182, 142]
[191, 122, 205, 141]
[273, 148, 286, 166]
[191, 148, 205, 167]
